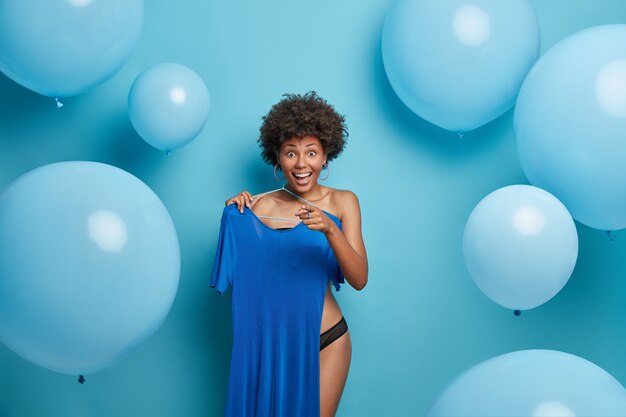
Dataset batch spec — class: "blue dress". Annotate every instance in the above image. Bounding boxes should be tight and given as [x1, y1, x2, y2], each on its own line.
[210, 203, 345, 417]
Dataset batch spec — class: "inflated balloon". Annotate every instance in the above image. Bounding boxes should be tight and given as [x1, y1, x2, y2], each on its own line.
[427, 350, 626, 417]
[382, 0, 539, 132]
[515, 25, 626, 231]
[463, 185, 578, 311]
[0, 162, 180, 376]
[0, 0, 143, 98]
[128, 63, 210, 153]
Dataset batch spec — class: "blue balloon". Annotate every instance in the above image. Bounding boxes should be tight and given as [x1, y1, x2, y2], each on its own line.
[427, 350, 626, 417]
[0, 0, 143, 98]
[463, 185, 578, 311]
[382, 0, 539, 132]
[515, 25, 626, 231]
[128, 63, 211, 153]
[0, 162, 180, 375]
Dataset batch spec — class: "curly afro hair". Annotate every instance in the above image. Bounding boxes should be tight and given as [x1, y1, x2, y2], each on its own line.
[258, 91, 348, 167]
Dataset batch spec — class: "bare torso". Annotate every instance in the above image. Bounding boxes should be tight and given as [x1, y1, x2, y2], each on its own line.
[321, 281, 344, 331]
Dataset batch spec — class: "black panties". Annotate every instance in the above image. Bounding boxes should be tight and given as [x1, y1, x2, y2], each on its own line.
[320, 316, 348, 351]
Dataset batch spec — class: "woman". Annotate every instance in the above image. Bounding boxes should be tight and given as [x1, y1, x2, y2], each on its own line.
[212, 91, 368, 417]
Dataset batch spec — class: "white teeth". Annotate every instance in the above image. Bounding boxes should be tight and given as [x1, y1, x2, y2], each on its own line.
[294, 173, 311, 178]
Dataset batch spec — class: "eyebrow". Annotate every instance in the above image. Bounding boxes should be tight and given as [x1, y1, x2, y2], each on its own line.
[284, 143, 319, 148]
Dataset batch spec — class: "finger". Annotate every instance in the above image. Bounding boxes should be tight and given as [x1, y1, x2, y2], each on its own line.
[250, 193, 263, 209]
[296, 204, 314, 213]
[244, 191, 254, 207]
[237, 196, 245, 213]
[235, 191, 249, 208]
[301, 212, 318, 223]
[295, 208, 311, 219]
[300, 204, 315, 213]
[302, 218, 321, 230]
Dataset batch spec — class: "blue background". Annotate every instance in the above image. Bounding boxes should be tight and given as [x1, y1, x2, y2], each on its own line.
[1, 1, 625, 416]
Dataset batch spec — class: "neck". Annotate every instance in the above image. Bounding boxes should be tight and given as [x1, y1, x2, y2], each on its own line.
[283, 183, 324, 203]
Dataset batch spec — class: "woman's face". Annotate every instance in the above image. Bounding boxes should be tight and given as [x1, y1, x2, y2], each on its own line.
[277, 135, 327, 192]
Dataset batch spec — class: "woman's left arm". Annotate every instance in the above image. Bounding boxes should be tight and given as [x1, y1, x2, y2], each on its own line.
[298, 191, 368, 290]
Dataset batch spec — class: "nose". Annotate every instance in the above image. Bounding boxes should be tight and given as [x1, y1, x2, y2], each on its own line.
[296, 154, 306, 167]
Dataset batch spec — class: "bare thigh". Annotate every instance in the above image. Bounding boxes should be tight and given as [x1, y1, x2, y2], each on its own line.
[320, 330, 352, 417]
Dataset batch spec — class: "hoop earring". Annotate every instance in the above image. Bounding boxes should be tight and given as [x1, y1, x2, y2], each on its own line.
[274, 163, 284, 181]
[319, 163, 330, 180]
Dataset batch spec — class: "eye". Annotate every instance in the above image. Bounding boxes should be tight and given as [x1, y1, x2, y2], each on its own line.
[287, 151, 295, 157]
[308, 151, 316, 157]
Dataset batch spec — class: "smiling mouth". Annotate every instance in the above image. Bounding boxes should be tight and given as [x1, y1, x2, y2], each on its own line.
[293, 172, 312, 185]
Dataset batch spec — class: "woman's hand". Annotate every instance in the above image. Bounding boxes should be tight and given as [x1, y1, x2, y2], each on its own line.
[295, 204, 338, 235]
[225, 190, 263, 213]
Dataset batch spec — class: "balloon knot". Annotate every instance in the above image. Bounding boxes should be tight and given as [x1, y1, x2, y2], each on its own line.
[165, 150, 172, 156]
[78, 375, 85, 384]
[457, 133, 464, 140]
[55, 97, 64, 109]
[514, 310, 521, 317]
[606, 230, 616, 241]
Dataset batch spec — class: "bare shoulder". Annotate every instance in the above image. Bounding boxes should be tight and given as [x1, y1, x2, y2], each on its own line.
[327, 188, 361, 222]
[250, 191, 280, 215]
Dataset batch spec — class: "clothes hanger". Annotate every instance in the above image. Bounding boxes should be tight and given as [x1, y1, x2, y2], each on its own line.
[251, 182, 318, 223]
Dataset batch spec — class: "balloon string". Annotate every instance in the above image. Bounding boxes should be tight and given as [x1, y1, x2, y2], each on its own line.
[54, 97, 64, 109]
